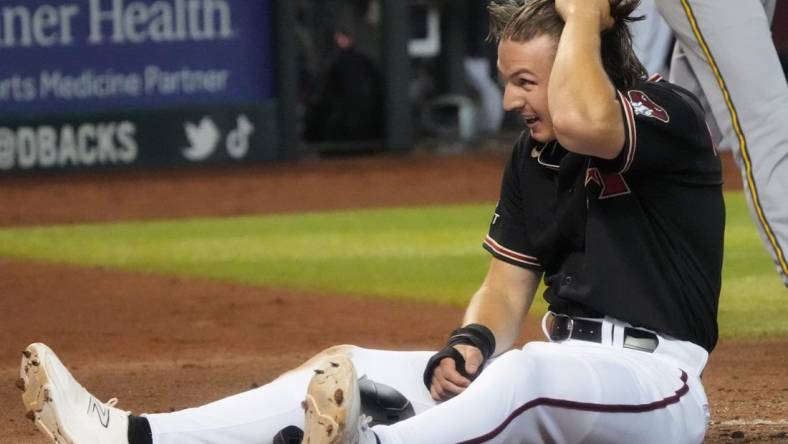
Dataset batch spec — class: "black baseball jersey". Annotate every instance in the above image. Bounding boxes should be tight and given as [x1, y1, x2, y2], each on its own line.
[484, 78, 725, 351]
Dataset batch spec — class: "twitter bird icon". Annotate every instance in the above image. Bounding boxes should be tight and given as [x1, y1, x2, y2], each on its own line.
[182, 117, 220, 161]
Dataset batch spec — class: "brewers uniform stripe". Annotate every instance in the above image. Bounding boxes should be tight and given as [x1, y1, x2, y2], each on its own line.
[616, 90, 637, 173]
[457, 371, 691, 444]
[679, 0, 788, 277]
[484, 235, 541, 267]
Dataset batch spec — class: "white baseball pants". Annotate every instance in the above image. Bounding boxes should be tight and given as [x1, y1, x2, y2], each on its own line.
[145, 316, 710, 444]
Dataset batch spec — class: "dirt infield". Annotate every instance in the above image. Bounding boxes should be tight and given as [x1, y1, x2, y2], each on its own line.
[1, 148, 786, 443]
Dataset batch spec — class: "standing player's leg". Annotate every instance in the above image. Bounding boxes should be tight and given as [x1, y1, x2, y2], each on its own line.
[656, 0, 788, 286]
[630, 0, 674, 78]
[20, 343, 436, 444]
[667, 44, 723, 146]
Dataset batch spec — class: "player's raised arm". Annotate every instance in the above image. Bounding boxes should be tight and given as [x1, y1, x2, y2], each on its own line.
[548, 0, 624, 159]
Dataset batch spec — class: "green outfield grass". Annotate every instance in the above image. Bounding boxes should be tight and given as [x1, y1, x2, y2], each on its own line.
[0, 192, 784, 338]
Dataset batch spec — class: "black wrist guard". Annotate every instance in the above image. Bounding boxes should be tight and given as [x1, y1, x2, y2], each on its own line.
[447, 324, 496, 361]
[422, 323, 496, 389]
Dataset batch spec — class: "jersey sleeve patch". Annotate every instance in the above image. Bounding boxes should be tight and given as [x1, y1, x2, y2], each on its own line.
[599, 82, 711, 175]
[483, 235, 542, 269]
[628, 90, 670, 123]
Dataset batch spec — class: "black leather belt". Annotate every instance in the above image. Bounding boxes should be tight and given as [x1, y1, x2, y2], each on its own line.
[549, 314, 659, 353]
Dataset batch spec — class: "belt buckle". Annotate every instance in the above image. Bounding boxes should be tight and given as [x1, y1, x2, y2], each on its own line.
[550, 313, 574, 342]
[622, 327, 659, 353]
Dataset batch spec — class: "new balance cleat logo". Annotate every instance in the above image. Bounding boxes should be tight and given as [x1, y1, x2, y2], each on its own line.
[88, 396, 111, 428]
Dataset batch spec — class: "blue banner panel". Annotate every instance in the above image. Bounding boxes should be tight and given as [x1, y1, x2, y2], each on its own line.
[0, 103, 279, 172]
[0, 0, 275, 116]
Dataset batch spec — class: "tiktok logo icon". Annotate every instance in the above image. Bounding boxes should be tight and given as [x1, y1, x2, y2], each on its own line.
[226, 114, 254, 160]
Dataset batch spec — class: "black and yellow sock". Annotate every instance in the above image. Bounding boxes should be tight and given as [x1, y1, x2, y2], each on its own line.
[127, 415, 152, 444]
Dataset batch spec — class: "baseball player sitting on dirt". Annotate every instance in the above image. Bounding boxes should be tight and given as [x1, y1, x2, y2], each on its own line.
[18, 0, 724, 443]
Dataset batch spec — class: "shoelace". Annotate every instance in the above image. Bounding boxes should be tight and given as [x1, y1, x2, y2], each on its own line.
[356, 414, 377, 443]
[103, 397, 131, 415]
[359, 414, 373, 430]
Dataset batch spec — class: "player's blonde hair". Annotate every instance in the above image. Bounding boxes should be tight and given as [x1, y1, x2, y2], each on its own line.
[487, 0, 648, 91]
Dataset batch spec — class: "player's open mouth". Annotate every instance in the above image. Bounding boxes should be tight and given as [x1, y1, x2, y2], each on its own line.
[524, 116, 539, 126]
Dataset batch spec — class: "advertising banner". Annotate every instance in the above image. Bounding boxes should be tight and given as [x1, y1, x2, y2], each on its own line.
[0, 0, 278, 172]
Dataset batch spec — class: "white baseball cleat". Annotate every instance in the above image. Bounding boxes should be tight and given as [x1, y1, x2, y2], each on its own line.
[301, 355, 377, 444]
[18, 342, 130, 444]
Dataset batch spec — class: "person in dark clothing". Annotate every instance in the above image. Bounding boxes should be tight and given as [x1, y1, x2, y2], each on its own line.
[305, 29, 384, 142]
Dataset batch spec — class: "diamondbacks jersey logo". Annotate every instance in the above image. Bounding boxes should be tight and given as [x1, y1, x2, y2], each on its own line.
[628, 91, 670, 123]
[585, 167, 631, 199]
[87, 397, 111, 428]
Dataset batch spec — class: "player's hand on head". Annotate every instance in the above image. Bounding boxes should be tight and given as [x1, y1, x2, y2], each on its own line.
[429, 344, 484, 401]
[555, 0, 614, 31]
